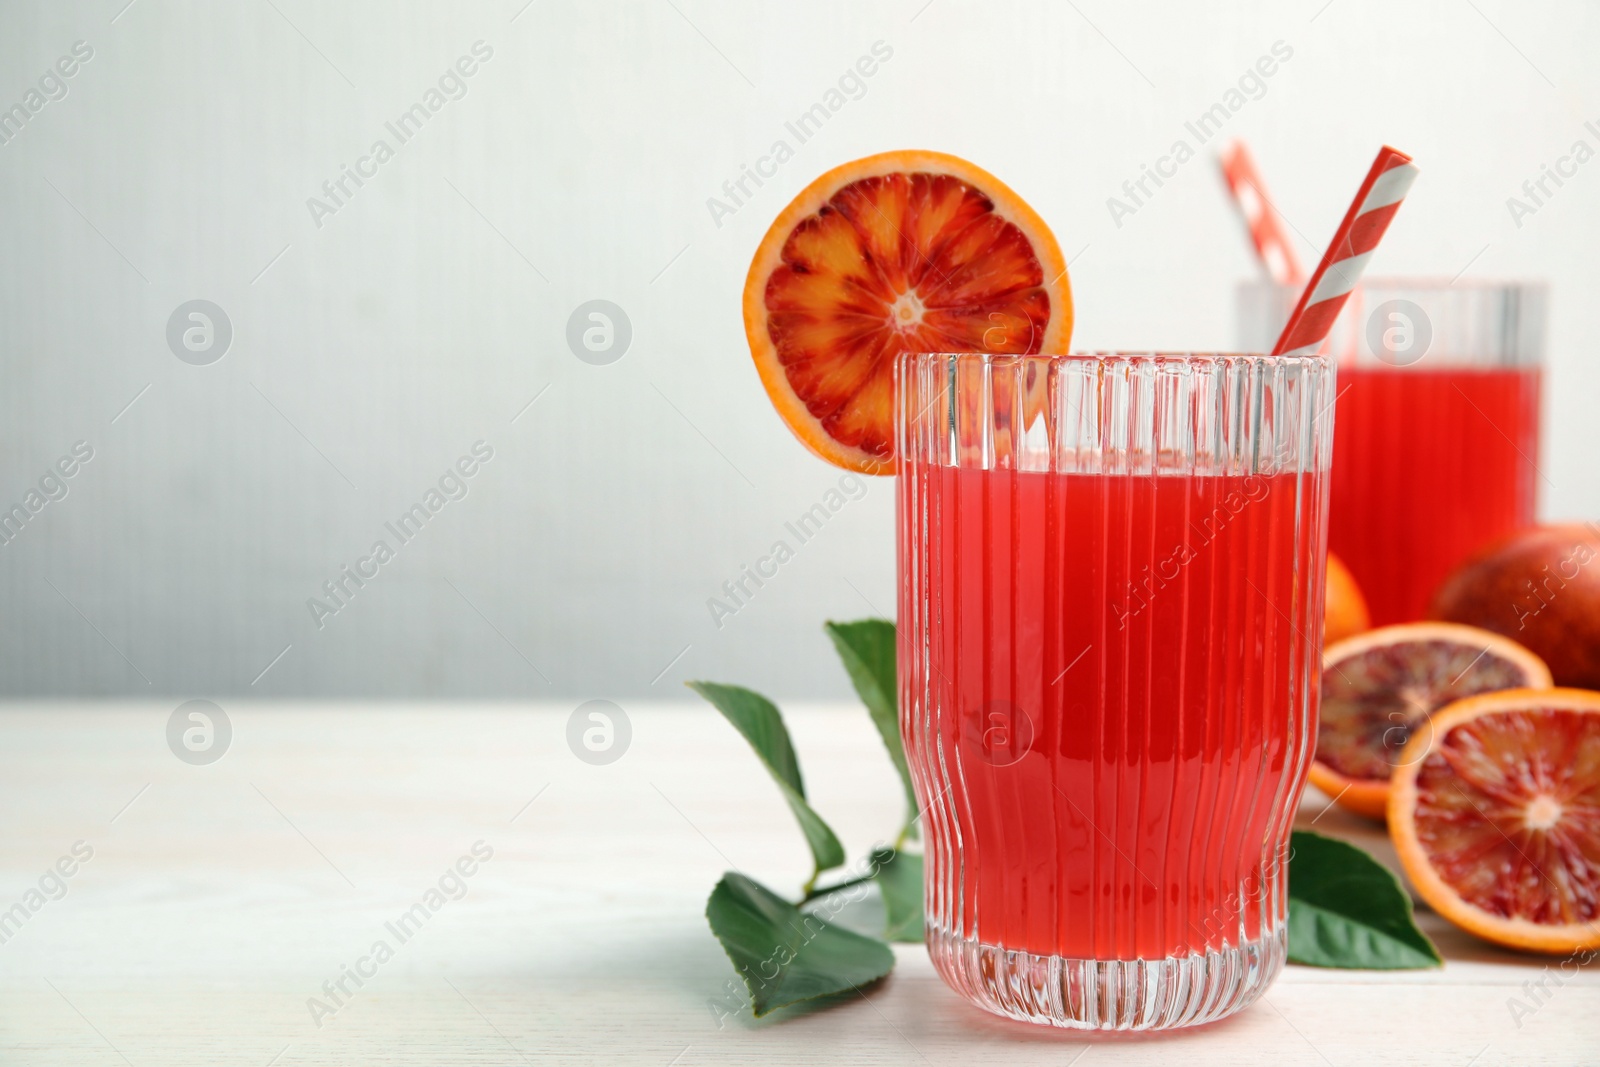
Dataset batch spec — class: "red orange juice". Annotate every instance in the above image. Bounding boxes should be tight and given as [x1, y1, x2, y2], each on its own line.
[1331, 365, 1541, 623]
[900, 465, 1316, 961]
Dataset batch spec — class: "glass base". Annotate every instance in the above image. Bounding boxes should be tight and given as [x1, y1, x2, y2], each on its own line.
[925, 923, 1287, 1032]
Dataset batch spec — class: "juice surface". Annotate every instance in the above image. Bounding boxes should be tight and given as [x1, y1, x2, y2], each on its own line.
[1330, 365, 1541, 624]
[899, 464, 1320, 961]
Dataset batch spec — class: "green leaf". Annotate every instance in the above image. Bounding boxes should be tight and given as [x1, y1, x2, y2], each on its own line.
[869, 847, 924, 942]
[824, 619, 917, 839]
[688, 681, 846, 876]
[1288, 830, 1442, 969]
[706, 872, 895, 1017]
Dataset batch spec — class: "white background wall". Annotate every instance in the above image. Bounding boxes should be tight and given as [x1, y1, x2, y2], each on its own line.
[1, 0, 1596, 701]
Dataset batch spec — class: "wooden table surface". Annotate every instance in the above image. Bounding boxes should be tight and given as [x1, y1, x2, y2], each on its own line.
[1, 703, 1594, 1066]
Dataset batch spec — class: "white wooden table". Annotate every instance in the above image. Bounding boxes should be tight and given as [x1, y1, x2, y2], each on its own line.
[1, 703, 1594, 1066]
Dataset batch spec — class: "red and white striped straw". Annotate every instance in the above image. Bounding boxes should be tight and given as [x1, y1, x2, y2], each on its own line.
[1272, 146, 1419, 357]
[1219, 141, 1304, 287]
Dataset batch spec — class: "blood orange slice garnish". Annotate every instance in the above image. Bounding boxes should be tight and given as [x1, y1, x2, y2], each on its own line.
[742, 150, 1071, 474]
[1390, 687, 1600, 953]
[1310, 622, 1552, 820]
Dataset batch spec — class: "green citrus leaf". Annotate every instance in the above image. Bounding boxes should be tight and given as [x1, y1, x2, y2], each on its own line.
[1288, 829, 1442, 969]
[869, 847, 924, 942]
[706, 872, 895, 1017]
[688, 681, 845, 875]
[824, 619, 917, 839]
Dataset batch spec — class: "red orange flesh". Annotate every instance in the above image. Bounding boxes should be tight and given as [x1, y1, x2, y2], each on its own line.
[743, 151, 1071, 474]
[1391, 687, 1600, 954]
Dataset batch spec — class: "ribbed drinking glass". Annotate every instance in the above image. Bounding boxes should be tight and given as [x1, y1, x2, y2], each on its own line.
[896, 352, 1334, 1031]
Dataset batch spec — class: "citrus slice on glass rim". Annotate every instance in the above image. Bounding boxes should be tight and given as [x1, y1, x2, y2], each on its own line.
[1390, 687, 1600, 954]
[1309, 622, 1552, 820]
[742, 150, 1072, 474]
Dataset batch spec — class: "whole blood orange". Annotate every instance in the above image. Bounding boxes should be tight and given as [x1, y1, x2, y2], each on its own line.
[1309, 622, 1552, 820]
[743, 151, 1071, 474]
[1430, 523, 1600, 689]
[1324, 551, 1371, 646]
[1390, 687, 1600, 954]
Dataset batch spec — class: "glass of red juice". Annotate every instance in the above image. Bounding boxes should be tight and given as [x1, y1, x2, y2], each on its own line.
[1238, 280, 1546, 624]
[896, 352, 1333, 1031]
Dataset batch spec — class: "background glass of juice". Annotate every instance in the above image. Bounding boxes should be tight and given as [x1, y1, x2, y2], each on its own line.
[1238, 280, 1546, 624]
[896, 352, 1333, 1031]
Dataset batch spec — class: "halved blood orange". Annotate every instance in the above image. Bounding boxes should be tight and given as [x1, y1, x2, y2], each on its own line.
[1310, 623, 1552, 820]
[743, 150, 1071, 474]
[1390, 687, 1600, 954]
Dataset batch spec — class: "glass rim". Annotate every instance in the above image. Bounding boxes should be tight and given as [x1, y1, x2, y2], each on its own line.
[1238, 276, 1550, 293]
[895, 348, 1336, 475]
[895, 350, 1331, 368]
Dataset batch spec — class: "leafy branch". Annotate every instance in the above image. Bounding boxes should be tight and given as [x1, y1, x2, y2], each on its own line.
[690, 619, 919, 1018]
